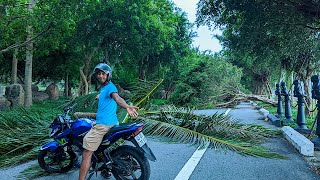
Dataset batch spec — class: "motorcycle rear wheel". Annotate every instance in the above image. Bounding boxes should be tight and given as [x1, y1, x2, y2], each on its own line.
[38, 148, 76, 173]
[111, 145, 150, 180]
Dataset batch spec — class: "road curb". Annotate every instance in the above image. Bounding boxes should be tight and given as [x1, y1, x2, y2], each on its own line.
[249, 101, 269, 118]
[249, 101, 315, 157]
[281, 126, 314, 156]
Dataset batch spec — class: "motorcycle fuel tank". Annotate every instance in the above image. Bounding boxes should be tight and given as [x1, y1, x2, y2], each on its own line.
[71, 118, 93, 136]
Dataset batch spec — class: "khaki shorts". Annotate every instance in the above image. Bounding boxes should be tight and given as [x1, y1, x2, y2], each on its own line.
[83, 124, 114, 151]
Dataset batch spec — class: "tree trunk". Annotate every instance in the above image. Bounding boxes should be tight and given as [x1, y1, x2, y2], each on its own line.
[82, 47, 97, 94]
[104, 49, 111, 64]
[24, 0, 35, 108]
[290, 71, 294, 102]
[253, 81, 268, 95]
[302, 77, 311, 108]
[11, 48, 18, 84]
[80, 65, 88, 95]
[279, 67, 284, 84]
[266, 80, 272, 98]
[64, 73, 69, 97]
[139, 56, 148, 80]
[77, 75, 83, 96]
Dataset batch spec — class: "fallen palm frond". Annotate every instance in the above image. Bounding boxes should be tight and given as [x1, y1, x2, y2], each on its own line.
[17, 163, 61, 180]
[139, 117, 286, 159]
[0, 108, 51, 132]
[126, 79, 164, 107]
[0, 101, 62, 168]
[215, 92, 277, 108]
[0, 108, 51, 168]
[123, 79, 163, 123]
[1, 78, 286, 180]
[0, 147, 40, 168]
[140, 105, 280, 144]
[68, 92, 98, 112]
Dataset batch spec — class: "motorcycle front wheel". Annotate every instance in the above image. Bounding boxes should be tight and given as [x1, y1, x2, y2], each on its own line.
[111, 145, 150, 180]
[38, 147, 76, 173]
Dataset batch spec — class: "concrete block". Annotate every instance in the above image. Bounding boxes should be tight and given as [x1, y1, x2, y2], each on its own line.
[250, 101, 258, 106]
[282, 126, 314, 156]
[259, 108, 269, 117]
[267, 114, 283, 127]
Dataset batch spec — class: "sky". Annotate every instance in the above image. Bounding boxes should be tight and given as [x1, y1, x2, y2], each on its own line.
[172, 0, 222, 53]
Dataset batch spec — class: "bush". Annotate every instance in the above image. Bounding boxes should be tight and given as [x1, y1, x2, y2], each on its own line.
[170, 54, 243, 108]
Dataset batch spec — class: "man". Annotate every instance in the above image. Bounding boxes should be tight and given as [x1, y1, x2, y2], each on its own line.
[79, 63, 139, 180]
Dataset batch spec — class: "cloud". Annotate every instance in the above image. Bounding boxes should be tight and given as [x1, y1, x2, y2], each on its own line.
[172, 0, 222, 52]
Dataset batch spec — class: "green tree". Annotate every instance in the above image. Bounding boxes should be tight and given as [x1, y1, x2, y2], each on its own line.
[171, 51, 243, 107]
[197, 0, 320, 102]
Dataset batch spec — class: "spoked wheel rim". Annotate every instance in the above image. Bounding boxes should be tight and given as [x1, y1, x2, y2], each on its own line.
[42, 150, 73, 172]
[113, 154, 143, 180]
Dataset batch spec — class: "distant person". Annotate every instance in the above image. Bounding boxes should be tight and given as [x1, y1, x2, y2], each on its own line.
[79, 63, 139, 180]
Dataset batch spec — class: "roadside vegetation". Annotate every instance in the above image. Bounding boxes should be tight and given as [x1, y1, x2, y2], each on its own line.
[2, 0, 320, 178]
[1, 81, 285, 179]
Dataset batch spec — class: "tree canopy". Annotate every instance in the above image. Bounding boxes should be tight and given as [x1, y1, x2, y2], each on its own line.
[197, 0, 320, 100]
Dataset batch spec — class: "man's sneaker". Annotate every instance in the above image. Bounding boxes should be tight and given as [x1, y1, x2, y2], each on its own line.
[101, 169, 112, 179]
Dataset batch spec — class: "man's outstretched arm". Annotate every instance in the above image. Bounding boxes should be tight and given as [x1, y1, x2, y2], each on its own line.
[111, 93, 139, 117]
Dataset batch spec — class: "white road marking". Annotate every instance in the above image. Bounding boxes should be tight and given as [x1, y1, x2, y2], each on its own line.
[174, 143, 209, 180]
[224, 108, 231, 116]
[174, 108, 231, 180]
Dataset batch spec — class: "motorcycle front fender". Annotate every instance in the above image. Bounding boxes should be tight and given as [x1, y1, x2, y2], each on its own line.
[40, 141, 60, 151]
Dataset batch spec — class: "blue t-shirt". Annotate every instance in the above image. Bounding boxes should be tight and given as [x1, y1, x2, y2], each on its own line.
[96, 82, 119, 126]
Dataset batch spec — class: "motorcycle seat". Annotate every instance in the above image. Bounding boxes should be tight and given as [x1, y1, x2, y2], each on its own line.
[109, 122, 136, 133]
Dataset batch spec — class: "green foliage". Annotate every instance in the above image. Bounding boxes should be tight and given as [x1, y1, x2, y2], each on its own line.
[139, 105, 285, 158]
[0, 0, 193, 91]
[150, 99, 170, 106]
[0, 99, 66, 168]
[0, 79, 286, 180]
[197, 0, 320, 94]
[170, 52, 243, 107]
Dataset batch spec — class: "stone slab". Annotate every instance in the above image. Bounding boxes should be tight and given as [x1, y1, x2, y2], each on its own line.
[259, 108, 269, 117]
[267, 114, 283, 127]
[282, 126, 314, 156]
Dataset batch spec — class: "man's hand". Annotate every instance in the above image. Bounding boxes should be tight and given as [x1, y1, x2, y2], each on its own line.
[95, 94, 100, 100]
[126, 106, 139, 118]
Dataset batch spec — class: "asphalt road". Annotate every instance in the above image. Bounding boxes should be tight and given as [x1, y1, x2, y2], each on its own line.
[1, 102, 319, 180]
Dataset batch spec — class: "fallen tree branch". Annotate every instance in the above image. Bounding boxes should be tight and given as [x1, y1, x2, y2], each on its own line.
[74, 112, 96, 119]
[216, 92, 277, 108]
[242, 94, 277, 106]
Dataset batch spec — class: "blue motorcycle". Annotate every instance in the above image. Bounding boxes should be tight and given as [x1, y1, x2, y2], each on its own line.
[38, 104, 156, 180]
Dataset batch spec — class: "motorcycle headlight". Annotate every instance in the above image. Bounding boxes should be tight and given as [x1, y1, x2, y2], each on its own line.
[49, 125, 61, 137]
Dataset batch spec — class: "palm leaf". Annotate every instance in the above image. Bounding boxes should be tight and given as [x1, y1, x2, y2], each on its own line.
[68, 93, 98, 112]
[139, 117, 286, 159]
[0, 77, 286, 180]
[126, 79, 164, 107]
[139, 105, 279, 144]
[0, 107, 52, 168]
[123, 79, 163, 123]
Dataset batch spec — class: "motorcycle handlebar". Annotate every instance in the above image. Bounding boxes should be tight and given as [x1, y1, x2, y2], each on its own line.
[70, 103, 77, 110]
[64, 103, 77, 115]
